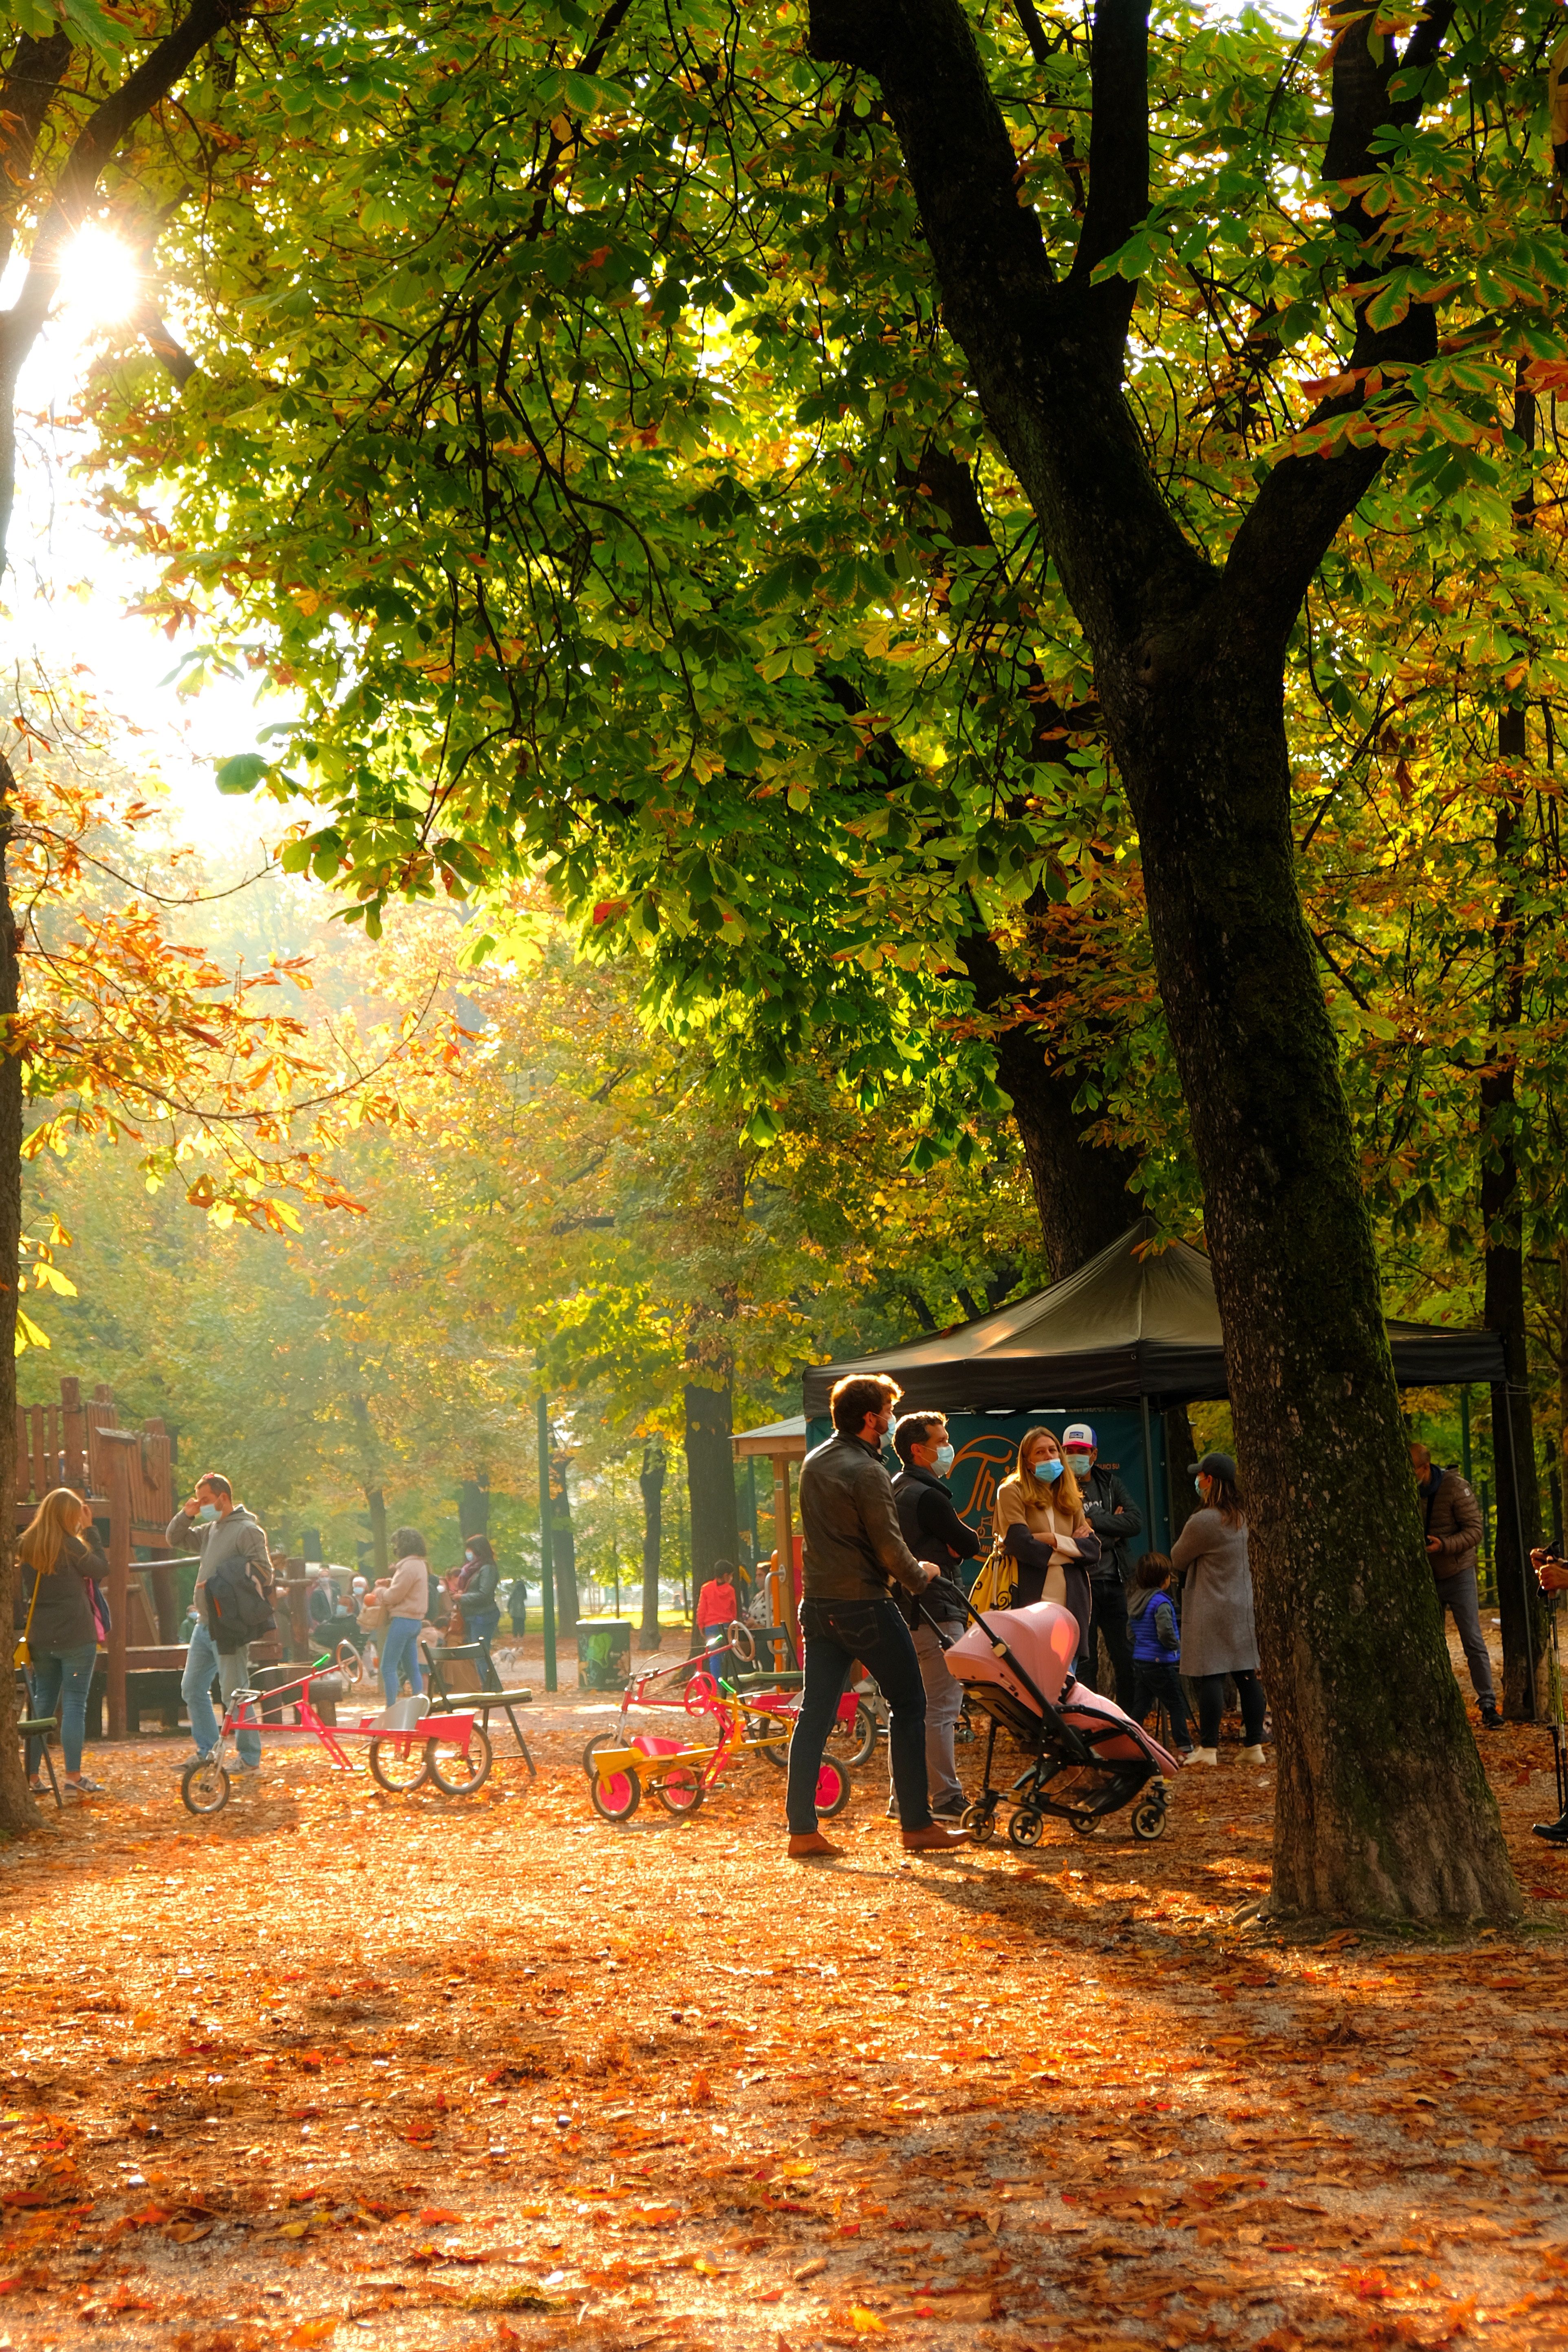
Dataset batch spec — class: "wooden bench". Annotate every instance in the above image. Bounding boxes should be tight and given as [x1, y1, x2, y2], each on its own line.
[423, 1643, 535, 1779]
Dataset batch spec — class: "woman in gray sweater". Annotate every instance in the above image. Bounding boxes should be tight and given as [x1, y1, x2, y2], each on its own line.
[1170, 1452, 1267, 1767]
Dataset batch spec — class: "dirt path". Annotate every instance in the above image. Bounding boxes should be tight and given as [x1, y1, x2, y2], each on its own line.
[2, 1702, 1566, 2352]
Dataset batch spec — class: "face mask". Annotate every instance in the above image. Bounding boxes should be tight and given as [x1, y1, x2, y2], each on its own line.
[935, 1444, 955, 1474]
[1064, 1452, 1092, 1476]
[1035, 1458, 1063, 1485]
[196, 1502, 219, 1523]
[465, 1550, 476, 1563]
[1194, 1478, 1206, 1497]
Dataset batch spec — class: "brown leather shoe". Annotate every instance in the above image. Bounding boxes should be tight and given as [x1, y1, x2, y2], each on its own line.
[787, 1831, 842, 1859]
[900, 1823, 970, 1852]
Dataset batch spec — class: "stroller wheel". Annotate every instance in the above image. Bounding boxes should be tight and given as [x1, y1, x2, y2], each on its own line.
[962, 1801, 996, 1846]
[1131, 1796, 1169, 1842]
[1007, 1807, 1045, 1847]
[1070, 1813, 1098, 1836]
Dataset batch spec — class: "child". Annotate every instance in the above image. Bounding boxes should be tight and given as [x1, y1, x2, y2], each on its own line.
[1128, 1551, 1192, 1759]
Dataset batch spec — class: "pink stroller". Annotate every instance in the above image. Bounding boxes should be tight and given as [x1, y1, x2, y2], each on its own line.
[930, 1595, 1180, 1846]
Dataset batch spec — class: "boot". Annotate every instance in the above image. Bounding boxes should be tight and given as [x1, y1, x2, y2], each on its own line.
[1189, 1746, 1218, 1766]
[1532, 1814, 1568, 1845]
[787, 1831, 842, 1859]
[1240, 1744, 1268, 1765]
[901, 1823, 970, 1852]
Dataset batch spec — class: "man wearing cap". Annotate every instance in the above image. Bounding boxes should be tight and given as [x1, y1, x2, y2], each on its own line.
[1061, 1422, 1143, 1711]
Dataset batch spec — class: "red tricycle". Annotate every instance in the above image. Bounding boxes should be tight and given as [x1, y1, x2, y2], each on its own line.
[180, 1649, 491, 1816]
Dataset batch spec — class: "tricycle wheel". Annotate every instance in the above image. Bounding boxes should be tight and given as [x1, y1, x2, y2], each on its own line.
[815, 1759, 853, 1818]
[584, 1734, 641, 1821]
[369, 1735, 431, 1794]
[427, 1726, 493, 1797]
[651, 1766, 705, 1816]
[827, 1699, 877, 1769]
[182, 1755, 230, 1817]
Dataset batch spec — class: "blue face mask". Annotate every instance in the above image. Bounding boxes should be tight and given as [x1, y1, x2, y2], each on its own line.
[196, 1502, 219, 1523]
[935, 1444, 955, 1474]
[1194, 1478, 1206, 1497]
[1036, 1458, 1063, 1485]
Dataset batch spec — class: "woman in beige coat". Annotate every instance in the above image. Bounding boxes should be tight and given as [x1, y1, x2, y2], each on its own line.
[993, 1429, 1098, 1647]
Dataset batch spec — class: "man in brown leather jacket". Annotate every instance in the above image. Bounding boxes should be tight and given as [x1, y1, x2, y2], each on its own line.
[1409, 1442, 1500, 1728]
[785, 1374, 969, 1860]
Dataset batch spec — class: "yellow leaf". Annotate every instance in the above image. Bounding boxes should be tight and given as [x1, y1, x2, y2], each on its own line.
[849, 2307, 886, 2333]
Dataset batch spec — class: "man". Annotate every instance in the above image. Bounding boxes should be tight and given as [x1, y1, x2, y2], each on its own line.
[1532, 1546, 1568, 1841]
[169, 1473, 273, 1779]
[786, 1373, 968, 1859]
[889, 1413, 985, 1821]
[1410, 1442, 1500, 1729]
[1061, 1422, 1143, 1709]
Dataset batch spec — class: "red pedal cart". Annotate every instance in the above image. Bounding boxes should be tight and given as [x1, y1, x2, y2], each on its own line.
[180, 1648, 490, 1816]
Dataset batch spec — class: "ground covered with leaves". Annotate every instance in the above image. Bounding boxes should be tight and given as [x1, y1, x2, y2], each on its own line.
[3, 1684, 1568, 2352]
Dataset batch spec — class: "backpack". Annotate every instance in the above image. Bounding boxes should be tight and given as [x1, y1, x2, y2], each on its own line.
[205, 1552, 277, 1655]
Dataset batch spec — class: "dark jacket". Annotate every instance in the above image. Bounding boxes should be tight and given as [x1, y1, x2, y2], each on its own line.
[891, 1466, 983, 1623]
[19, 1531, 103, 1655]
[1001, 1522, 1098, 1653]
[800, 1433, 930, 1605]
[1077, 1462, 1143, 1586]
[1420, 1467, 1483, 1581]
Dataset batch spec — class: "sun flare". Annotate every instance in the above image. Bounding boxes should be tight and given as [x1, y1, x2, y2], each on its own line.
[57, 224, 138, 324]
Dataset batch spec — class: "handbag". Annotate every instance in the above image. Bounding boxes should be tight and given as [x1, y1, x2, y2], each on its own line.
[358, 1592, 390, 1635]
[13, 1565, 41, 1671]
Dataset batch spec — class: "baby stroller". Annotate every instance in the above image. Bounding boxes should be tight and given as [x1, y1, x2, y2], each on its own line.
[926, 1593, 1180, 1846]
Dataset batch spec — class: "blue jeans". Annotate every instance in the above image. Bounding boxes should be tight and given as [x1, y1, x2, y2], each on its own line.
[28, 1640, 98, 1777]
[381, 1615, 425, 1703]
[461, 1605, 501, 1665]
[787, 1596, 929, 1836]
[182, 1620, 261, 1770]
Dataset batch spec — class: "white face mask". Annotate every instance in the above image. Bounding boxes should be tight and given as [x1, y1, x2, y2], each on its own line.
[935, 1443, 955, 1474]
[1064, 1451, 1092, 1477]
[196, 1502, 219, 1523]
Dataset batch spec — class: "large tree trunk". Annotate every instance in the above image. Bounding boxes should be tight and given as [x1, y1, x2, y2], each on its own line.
[0, 788, 34, 1833]
[1125, 670, 1515, 1918]
[457, 1475, 490, 1540]
[684, 1378, 740, 1588]
[638, 1438, 664, 1652]
[808, 0, 1517, 1923]
[1484, 709, 1547, 1719]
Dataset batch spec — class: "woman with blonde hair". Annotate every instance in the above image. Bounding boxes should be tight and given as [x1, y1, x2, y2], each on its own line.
[992, 1427, 1100, 1651]
[16, 1487, 108, 1798]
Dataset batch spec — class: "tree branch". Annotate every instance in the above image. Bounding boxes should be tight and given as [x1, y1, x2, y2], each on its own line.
[1066, 0, 1149, 345]
[0, 29, 73, 280]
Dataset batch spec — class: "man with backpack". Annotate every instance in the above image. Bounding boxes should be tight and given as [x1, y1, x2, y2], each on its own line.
[168, 1473, 277, 1783]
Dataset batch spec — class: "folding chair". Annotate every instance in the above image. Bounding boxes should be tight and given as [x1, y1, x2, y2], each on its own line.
[18, 1710, 63, 1810]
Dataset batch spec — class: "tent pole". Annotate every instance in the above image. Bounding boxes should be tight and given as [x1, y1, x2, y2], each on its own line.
[1140, 1394, 1162, 1551]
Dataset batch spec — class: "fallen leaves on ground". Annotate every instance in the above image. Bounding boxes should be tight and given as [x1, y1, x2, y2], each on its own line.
[0, 1676, 1564, 2352]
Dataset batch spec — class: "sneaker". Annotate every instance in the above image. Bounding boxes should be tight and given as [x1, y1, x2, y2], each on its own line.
[64, 1777, 105, 1795]
[171, 1751, 214, 1772]
[931, 1797, 968, 1820]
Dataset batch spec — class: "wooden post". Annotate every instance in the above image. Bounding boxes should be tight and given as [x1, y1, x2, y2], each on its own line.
[283, 1559, 310, 1659]
[60, 1375, 85, 1492]
[773, 1454, 797, 1621]
[101, 1432, 136, 1740]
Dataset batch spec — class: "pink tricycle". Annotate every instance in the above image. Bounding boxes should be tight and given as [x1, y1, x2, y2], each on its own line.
[180, 1650, 490, 1816]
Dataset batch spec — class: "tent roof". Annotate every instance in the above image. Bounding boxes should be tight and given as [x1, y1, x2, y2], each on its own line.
[801, 1219, 1504, 1414]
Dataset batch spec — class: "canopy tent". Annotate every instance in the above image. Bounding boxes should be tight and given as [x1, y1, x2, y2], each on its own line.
[801, 1220, 1504, 1417]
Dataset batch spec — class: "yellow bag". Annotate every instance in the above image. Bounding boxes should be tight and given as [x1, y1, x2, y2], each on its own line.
[13, 1566, 41, 1672]
[965, 1541, 1016, 1616]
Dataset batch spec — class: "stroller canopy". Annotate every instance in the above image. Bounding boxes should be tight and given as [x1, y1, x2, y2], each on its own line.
[801, 1219, 1504, 1414]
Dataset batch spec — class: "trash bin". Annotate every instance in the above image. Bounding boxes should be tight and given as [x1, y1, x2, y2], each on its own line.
[576, 1619, 632, 1692]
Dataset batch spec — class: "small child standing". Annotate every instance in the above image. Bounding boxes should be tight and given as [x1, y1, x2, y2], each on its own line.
[1128, 1552, 1192, 1759]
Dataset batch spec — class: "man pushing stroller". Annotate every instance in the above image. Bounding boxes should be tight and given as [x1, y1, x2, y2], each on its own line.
[785, 1375, 970, 1860]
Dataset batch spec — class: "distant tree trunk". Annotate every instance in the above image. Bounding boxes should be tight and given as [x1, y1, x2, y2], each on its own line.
[685, 1379, 739, 1588]
[457, 1475, 490, 1539]
[1486, 703, 1548, 1720]
[638, 1438, 665, 1652]
[1162, 1406, 1200, 1545]
[365, 1486, 388, 1577]
[549, 1450, 581, 1629]
[0, 767, 32, 1832]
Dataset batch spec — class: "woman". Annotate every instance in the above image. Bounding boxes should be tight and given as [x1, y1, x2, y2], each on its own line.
[993, 1428, 1099, 1653]
[455, 1534, 502, 1660]
[18, 1488, 107, 1798]
[371, 1527, 430, 1704]
[1171, 1450, 1267, 1766]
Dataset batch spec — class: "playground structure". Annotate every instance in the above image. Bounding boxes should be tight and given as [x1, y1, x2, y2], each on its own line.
[15, 1374, 344, 1743]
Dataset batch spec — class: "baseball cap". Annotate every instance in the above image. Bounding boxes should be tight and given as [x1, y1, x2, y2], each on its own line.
[1063, 1422, 1096, 1450]
[1188, 1451, 1237, 1483]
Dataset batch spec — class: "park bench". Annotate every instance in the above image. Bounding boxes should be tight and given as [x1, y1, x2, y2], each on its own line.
[422, 1642, 536, 1779]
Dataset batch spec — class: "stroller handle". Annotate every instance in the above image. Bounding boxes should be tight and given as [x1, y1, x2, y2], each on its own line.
[914, 1582, 1056, 1721]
